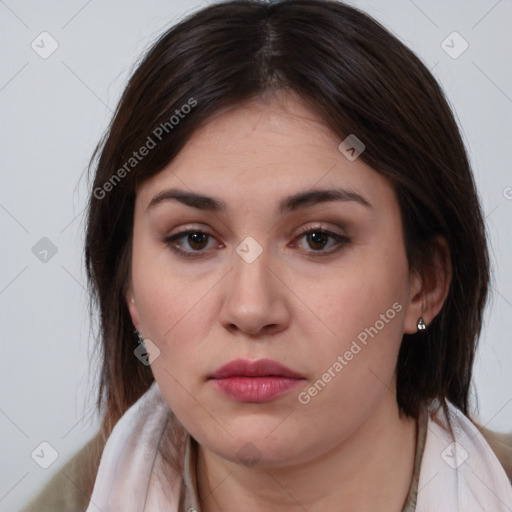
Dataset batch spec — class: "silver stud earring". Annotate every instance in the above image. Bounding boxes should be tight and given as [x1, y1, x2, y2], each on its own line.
[417, 317, 427, 331]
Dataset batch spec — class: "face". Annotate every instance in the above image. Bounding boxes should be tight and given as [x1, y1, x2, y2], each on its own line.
[128, 92, 420, 469]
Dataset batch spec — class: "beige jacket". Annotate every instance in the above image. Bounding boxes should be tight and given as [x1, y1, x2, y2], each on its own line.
[21, 431, 106, 512]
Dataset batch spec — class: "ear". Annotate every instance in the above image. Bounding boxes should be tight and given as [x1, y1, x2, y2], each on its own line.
[403, 236, 452, 334]
[126, 286, 141, 332]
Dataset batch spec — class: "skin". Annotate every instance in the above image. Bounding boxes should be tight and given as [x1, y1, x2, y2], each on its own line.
[127, 92, 451, 511]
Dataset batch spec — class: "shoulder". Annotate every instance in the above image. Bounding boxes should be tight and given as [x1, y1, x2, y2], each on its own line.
[415, 400, 512, 511]
[429, 401, 511, 481]
[473, 421, 512, 483]
[20, 429, 106, 512]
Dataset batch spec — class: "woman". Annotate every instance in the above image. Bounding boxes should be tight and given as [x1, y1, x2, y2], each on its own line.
[22, 0, 512, 511]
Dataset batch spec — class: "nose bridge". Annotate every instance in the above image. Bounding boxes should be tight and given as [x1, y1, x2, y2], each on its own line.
[219, 240, 289, 335]
[230, 244, 274, 308]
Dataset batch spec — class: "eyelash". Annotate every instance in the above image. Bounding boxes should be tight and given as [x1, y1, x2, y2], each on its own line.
[164, 226, 350, 260]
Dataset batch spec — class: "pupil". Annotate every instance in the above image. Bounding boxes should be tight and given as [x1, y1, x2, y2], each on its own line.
[309, 232, 327, 250]
[189, 232, 207, 250]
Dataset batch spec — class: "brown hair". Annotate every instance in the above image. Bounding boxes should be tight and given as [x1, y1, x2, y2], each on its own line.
[85, 0, 489, 439]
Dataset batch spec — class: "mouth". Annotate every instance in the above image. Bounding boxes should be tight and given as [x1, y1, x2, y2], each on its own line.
[208, 358, 305, 403]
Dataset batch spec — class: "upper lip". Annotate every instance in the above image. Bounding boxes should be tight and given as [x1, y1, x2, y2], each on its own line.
[209, 358, 304, 379]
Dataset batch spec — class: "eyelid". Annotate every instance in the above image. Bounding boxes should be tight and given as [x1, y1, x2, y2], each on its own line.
[294, 223, 344, 237]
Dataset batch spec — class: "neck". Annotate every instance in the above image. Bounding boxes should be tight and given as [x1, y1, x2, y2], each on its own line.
[196, 394, 418, 512]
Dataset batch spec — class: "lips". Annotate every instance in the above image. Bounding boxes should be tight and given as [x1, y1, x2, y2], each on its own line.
[210, 358, 303, 379]
[209, 358, 304, 403]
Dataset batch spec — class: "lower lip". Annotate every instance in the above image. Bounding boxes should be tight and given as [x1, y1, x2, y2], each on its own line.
[211, 376, 303, 403]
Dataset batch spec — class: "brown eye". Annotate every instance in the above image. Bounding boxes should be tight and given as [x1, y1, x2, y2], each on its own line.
[294, 227, 350, 256]
[187, 232, 209, 250]
[307, 231, 329, 250]
[164, 230, 222, 259]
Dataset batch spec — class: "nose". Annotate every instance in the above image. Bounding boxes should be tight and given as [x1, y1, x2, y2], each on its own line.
[219, 247, 291, 337]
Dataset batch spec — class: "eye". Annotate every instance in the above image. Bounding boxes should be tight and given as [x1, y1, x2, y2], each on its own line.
[293, 227, 350, 255]
[164, 230, 222, 258]
[164, 226, 349, 260]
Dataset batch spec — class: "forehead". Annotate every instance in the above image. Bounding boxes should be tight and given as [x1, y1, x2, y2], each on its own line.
[189, 93, 337, 150]
[137, 92, 396, 214]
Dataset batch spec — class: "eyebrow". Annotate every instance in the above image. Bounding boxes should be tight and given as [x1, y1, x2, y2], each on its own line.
[147, 187, 372, 213]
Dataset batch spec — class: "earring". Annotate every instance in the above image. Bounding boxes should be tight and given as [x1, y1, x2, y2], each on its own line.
[417, 317, 427, 331]
[134, 329, 145, 345]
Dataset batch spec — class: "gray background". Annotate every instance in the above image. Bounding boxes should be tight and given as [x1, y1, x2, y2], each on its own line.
[0, 0, 511, 509]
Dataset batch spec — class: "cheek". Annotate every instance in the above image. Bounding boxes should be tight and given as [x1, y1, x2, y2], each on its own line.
[298, 247, 409, 402]
[310, 251, 407, 345]
[130, 218, 228, 402]
[131, 245, 219, 385]
[131, 228, 215, 341]
[135, 282, 216, 397]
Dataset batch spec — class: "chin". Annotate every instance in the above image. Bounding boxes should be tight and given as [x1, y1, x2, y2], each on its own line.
[198, 427, 308, 468]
